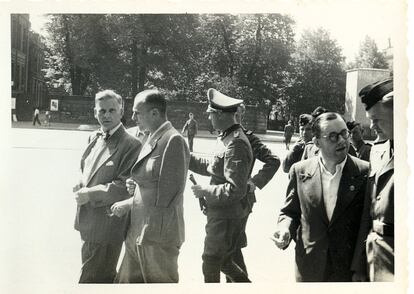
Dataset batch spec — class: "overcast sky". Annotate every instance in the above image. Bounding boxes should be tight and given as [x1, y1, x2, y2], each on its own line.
[29, 0, 396, 63]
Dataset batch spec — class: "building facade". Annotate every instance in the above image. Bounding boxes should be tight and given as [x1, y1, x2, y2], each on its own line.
[11, 14, 48, 121]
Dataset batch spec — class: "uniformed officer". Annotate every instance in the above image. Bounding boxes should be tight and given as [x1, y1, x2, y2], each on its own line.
[282, 113, 313, 173]
[346, 121, 372, 162]
[227, 103, 280, 280]
[189, 88, 253, 283]
[352, 78, 394, 282]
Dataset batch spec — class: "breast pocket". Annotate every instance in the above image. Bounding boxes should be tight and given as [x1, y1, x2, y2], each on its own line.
[210, 153, 224, 175]
[146, 155, 161, 178]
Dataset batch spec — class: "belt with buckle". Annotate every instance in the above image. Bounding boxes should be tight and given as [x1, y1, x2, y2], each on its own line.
[372, 219, 394, 237]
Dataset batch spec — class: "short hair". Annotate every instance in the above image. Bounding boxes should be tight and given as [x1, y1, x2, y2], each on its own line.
[135, 89, 167, 116]
[312, 112, 344, 138]
[95, 90, 123, 108]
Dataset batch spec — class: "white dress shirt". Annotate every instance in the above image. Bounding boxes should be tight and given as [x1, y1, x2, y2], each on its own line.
[318, 156, 347, 221]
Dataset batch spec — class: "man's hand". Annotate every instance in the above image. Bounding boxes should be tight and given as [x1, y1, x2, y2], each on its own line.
[247, 179, 256, 193]
[352, 271, 368, 282]
[72, 183, 83, 193]
[75, 187, 90, 206]
[271, 228, 291, 249]
[191, 184, 206, 199]
[126, 178, 136, 196]
[110, 198, 132, 217]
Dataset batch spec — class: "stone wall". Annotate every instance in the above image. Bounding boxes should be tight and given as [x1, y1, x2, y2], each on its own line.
[49, 96, 269, 133]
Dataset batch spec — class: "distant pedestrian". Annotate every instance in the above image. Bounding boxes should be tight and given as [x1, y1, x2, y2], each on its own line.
[44, 111, 51, 127]
[283, 120, 294, 150]
[182, 112, 198, 152]
[32, 107, 41, 126]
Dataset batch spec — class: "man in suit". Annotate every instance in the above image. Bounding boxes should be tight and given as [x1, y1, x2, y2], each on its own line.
[189, 88, 253, 283]
[111, 89, 190, 283]
[181, 112, 198, 152]
[273, 112, 369, 282]
[227, 103, 280, 281]
[73, 90, 141, 283]
[282, 113, 313, 173]
[352, 78, 394, 282]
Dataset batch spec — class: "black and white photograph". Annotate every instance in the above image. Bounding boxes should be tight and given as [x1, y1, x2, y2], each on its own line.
[1, 0, 412, 293]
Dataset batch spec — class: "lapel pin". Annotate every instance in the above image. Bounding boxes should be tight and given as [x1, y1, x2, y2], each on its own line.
[349, 185, 355, 191]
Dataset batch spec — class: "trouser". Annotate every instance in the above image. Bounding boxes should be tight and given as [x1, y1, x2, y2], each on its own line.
[79, 241, 123, 283]
[367, 231, 394, 281]
[116, 237, 180, 283]
[202, 216, 250, 283]
[32, 114, 41, 125]
[187, 135, 194, 152]
[226, 215, 249, 282]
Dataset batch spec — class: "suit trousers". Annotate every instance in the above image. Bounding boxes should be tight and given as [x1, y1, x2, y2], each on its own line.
[79, 241, 122, 283]
[116, 238, 180, 283]
[202, 217, 250, 283]
[187, 135, 194, 152]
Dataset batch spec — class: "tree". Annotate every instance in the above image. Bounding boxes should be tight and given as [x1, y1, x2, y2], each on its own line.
[351, 35, 388, 69]
[288, 28, 346, 116]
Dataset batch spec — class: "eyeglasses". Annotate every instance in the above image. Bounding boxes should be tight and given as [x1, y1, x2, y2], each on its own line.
[321, 129, 350, 143]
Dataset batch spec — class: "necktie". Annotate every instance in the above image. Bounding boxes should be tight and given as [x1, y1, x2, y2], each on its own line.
[97, 131, 110, 141]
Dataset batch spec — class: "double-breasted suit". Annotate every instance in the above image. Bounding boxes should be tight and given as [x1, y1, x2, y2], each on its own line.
[117, 121, 190, 283]
[352, 140, 394, 281]
[75, 125, 141, 282]
[277, 155, 369, 281]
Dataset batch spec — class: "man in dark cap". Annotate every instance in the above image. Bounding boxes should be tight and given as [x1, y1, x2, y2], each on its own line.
[352, 78, 394, 282]
[346, 121, 371, 162]
[189, 88, 253, 283]
[282, 113, 313, 173]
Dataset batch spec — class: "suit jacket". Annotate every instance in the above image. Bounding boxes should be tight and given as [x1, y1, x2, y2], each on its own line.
[128, 121, 190, 247]
[282, 139, 306, 173]
[74, 125, 141, 244]
[277, 155, 369, 281]
[351, 140, 394, 279]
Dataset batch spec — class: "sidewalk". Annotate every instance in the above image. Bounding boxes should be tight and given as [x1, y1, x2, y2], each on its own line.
[11, 121, 297, 143]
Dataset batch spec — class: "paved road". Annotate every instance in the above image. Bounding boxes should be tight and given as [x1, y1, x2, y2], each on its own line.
[3, 127, 296, 290]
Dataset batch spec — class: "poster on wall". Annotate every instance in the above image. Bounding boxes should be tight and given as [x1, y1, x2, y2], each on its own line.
[50, 99, 58, 111]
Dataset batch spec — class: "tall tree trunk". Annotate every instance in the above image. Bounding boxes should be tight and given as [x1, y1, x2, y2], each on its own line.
[138, 44, 147, 92]
[131, 39, 138, 96]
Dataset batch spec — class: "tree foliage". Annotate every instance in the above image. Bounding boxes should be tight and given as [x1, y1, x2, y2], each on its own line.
[350, 35, 389, 69]
[43, 14, 349, 118]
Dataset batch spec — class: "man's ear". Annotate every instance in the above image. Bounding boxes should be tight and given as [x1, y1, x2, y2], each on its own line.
[313, 136, 320, 148]
[120, 107, 124, 117]
[94, 108, 98, 119]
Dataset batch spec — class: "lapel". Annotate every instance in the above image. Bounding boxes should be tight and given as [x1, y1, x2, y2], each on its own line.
[80, 135, 99, 171]
[86, 125, 125, 185]
[299, 157, 329, 226]
[134, 122, 172, 166]
[329, 156, 360, 226]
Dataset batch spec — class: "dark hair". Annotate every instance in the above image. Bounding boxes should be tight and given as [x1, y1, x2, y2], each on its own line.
[299, 114, 312, 126]
[139, 90, 167, 117]
[311, 106, 328, 119]
[312, 112, 344, 138]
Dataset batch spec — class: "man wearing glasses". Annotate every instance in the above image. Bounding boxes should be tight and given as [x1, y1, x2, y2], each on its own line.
[272, 112, 369, 282]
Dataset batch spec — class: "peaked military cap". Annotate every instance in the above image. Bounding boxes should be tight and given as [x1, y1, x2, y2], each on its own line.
[346, 121, 360, 131]
[299, 114, 313, 126]
[206, 88, 244, 113]
[359, 78, 393, 110]
[311, 106, 328, 119]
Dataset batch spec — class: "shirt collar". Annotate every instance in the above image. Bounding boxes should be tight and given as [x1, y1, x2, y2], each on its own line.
[318, 155, 347, 176]
[101, 122, 122, 137]
[148, 121, 169, 140]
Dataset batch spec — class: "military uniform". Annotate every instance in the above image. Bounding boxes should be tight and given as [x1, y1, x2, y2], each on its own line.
[352, 79, 394, 281]
[182, 118, 198, 152]
[229, 127, 280, 277]
[351, 142, 372, 162]
[282, 139, 306, 173]
[189, 88, 253, 282]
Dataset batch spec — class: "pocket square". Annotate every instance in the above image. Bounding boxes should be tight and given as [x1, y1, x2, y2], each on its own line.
[106, 161, 114, 166]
